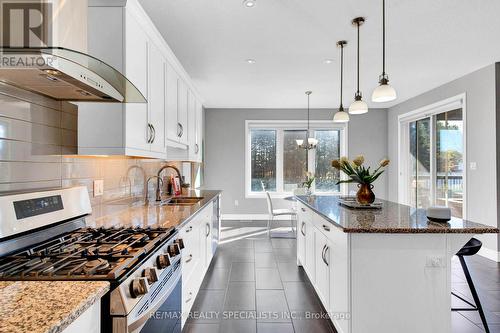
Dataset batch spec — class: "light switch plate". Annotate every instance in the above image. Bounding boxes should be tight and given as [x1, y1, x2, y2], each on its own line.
[94, 179, 104, 197]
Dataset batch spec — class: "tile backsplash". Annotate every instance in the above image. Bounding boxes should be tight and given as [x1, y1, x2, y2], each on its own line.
[0, 83, 188, 219]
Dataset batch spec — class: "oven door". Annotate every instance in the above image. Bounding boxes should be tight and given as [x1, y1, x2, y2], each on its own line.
[119, 262, 182, 333]
[139, 271, 181, 333]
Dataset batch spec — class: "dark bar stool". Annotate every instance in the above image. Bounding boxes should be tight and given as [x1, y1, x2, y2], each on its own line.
[451, 238, 489, 333]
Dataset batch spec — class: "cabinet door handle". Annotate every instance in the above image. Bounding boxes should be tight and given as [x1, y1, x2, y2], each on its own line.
[321, 244, 326, 262]
[179, 123, 184, 138]
[195, 144, 199, 154]
[177, 123, 182, 137]
[322, 224, 330, 232]
[151, 124, 156, 143]
[322, 245, 329, 266]
[301, 208, 306, 212]
[206, 223, 210, 237]
[147, 124, 153, 143]
[301, 222, 306, 236]
[185, 254, 193, 263]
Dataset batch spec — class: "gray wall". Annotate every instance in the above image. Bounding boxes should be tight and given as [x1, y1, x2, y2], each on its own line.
[387, 63, 498, 253]
[204, 108, 388, 215]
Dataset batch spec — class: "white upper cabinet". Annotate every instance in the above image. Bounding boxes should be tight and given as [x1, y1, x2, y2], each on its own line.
[78, 0, 203, 160]
[177, 79, 189, 146]
[165, 62, 180, 142]
[148, 41, 166, 154]
[123, 10, 150, 153]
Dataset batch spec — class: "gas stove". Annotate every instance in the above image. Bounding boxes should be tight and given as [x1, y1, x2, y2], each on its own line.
[0, 226, 177, 281]
[0, 187, 184, 333]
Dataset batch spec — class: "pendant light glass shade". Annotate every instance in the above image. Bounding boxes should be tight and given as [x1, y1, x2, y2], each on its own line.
[349, 17, 368, 115]
[333, 110, 350, 122]
[296, 139, 304, 146]
[372, 0, 397, 103]
[349, 98, 369, 114]
[372, 81, 397, 102]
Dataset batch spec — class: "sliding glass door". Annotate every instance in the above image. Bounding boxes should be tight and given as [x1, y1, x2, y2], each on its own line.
[407, 109, 464, 217]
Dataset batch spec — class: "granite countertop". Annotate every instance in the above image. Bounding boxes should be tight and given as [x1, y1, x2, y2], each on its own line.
[0, 281, 109, 333]
[296, 195, 499, 234]
[88, 189, 221, 229]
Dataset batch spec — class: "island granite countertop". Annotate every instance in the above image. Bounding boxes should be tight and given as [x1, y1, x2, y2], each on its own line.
[0, 281, 109, 333]
[87, 189, 221, 229]
[296, 195, 499, 234]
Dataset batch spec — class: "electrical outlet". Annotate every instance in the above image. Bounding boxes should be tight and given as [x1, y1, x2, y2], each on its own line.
[470, 162, 477, 170]
[426, 256, 445, 268]
[93, 179, 104, 197]
[234, 200, 239, 207]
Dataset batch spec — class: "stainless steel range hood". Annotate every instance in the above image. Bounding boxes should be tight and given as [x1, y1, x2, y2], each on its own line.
[0, 47, 146, 103]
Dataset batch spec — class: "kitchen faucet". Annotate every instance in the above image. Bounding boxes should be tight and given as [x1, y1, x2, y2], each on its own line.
[145, 176, 163, 204]
[156, 165, 183, 201]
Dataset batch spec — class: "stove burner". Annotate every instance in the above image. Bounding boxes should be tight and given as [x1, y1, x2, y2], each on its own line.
[0, 226, 176, 280]
[84, 259, 110, 274]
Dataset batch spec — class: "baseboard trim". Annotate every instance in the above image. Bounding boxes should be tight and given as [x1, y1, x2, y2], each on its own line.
[478, 247, 500, 262]
[222, 214, 292, 221]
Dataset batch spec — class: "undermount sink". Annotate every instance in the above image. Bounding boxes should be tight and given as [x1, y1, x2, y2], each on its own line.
[166, 197, 204, 206]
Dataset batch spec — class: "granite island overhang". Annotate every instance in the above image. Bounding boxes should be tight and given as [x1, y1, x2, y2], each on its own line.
[294, 195, 498, 333]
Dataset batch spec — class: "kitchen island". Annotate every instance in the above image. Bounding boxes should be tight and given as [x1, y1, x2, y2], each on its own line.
[0, 281, 109, 333]
[295, 195, 498, 333]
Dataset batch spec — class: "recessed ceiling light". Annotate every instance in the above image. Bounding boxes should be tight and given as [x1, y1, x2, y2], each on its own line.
[243, 0, 256, 8]
[245, 59, 256, 64]
[323, 59, 334, 64]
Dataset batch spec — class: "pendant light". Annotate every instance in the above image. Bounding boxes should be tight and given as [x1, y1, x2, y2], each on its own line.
[372, 0, 397, 102]
[349, 17, 368, 114]
[333, 40, 349, 123]
[296, 91, 318, 149]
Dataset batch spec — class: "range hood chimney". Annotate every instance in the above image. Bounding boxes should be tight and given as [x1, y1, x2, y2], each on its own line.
[0, 0, 145, 103]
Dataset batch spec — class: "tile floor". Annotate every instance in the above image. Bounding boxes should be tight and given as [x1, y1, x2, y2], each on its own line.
[184, 220, 500, 333]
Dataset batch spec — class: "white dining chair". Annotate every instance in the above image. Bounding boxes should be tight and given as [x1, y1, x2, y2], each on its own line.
[261, 181, 297, 238]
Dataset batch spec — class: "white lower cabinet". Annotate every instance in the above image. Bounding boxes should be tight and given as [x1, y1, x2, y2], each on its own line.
[296, 206, 306, 266]
[314, 228, 330, 310]
[298, 203, 350, 333]
[180, 202, 215, 327]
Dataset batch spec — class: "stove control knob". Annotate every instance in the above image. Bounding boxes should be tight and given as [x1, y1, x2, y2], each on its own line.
[156, 254, 171, 269]
[174, 238, 185, 250]
[130, 277, 148, 298]
[167, 244, 180, 257]
[142, 267, 159, 285]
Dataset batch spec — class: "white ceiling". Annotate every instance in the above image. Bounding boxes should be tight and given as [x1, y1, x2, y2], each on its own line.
[139, 0, 500, 109]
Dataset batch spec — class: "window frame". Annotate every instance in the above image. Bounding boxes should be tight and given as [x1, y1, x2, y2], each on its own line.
[245, 120, 348, 198]
[397, 93, 467, 218]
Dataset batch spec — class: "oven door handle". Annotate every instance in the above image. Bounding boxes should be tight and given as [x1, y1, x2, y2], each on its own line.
[127, 265, 182, 333]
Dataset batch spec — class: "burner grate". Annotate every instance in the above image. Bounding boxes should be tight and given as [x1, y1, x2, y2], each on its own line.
[0, 226, 175, 280]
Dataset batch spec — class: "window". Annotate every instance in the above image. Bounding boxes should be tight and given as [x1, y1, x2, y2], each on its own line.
[250, 129, 277, 191]
[246, 121, 347, 196]
[398, 94, 466, 218]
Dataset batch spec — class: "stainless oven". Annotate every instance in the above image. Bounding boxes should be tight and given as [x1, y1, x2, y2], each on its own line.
[110, 238, 183, 333]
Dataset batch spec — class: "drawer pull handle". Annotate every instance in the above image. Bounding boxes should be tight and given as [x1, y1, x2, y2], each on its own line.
[186, 226, 193, 233]
[301, 208, 306, 212]
[185, 254, 193, 263]
[322, 224, 330, 232]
